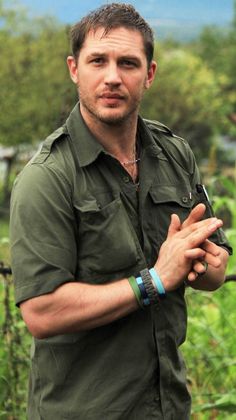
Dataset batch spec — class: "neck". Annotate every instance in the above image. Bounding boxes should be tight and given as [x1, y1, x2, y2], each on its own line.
[80, 104, 138, 160]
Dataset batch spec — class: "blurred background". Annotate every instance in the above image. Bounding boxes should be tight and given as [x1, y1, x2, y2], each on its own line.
[0, 0, 236, 418]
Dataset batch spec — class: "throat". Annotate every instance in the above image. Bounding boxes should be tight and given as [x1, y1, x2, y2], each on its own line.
[122, 160, 140, 184]
[118, 141, 141, 184]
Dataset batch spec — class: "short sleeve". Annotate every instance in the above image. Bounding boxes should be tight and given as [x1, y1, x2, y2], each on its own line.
[10, 163, 77, 305]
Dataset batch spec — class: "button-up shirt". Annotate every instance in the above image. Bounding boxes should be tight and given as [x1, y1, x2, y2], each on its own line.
[10, 104, 231, 419]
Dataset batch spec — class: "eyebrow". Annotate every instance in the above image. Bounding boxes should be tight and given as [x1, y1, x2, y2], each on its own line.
[87, 52, 142, 63]
[87, 52, 106, 58]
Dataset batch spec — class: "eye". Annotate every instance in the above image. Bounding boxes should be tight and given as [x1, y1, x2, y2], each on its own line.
[120, 59, 138, 68]
[90, 57, 105, 65]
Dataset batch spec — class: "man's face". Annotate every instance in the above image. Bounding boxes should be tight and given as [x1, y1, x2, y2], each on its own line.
[67, 27, 156, 127]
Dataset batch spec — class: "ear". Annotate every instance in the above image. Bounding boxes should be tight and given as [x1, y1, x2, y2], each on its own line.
[144, 60, 157, 89]
[67, 55, 79, 84]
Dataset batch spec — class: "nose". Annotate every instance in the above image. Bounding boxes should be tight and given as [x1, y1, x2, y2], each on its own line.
[104, 63, 122, 86]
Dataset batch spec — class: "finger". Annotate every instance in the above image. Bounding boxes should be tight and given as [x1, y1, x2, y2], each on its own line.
[167, 213, 181, 238]
[185, 248, 206, 260]
[202, 240, 221, 257]
[188, 259, 208, 281]
[192, 260, 208, 274]
[178, 217, 217, 239]
[182, 203, 206, 229]
[187, 271, 198, 282]
[183, 218, 223, 245]
[204, 254, 222, 268]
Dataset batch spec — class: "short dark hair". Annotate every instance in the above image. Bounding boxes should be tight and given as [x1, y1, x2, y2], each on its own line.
[70, 3, 154, 67]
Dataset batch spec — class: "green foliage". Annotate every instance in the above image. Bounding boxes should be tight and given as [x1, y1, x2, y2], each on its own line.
[0, 219, 31, 418]
[141, 47, 225, 160]
[0, 274, 31, 419]
[192, 22, 236, 138]
[141, 8, 236, 163]
[0, 0, 235, 166]
[0, 1, 76, 147]
[208, 170, 236, 274]
[183, 285, 236, 419]
[0, 218, 10, 262]
[182, 171, 236, 419]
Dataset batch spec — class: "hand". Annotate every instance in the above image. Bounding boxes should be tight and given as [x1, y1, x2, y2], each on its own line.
[181, 204, 222, 281]
[154, 210, 223, 292]
[187, 240, 222, 281]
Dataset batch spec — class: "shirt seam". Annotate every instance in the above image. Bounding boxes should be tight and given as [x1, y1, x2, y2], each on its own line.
[32, 160, 73, 201]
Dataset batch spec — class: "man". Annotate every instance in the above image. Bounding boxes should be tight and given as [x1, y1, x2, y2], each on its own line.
[10, 3, 232, 419]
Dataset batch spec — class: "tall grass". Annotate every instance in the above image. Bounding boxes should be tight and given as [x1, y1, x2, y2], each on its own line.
[0, 219, 31, 419]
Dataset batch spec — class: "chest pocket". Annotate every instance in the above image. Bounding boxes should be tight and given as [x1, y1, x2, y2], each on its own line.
[74, 196, 142, 280]
[149, 185, 193, 245]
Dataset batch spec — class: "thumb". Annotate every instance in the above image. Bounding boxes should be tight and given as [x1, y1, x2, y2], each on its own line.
[167, 213, 181, 238]
[181, 203, 206, 229]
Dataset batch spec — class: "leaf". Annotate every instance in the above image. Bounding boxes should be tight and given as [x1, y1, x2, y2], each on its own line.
[200, 394, 236, 413]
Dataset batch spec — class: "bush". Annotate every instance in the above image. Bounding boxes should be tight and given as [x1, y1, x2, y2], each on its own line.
[183, 171, 236, 418]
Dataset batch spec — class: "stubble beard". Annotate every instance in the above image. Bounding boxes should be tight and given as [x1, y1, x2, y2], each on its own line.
[80, 94, 141, 127]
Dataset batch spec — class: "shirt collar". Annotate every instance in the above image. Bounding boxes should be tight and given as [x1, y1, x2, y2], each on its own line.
[137, 116, 165, 159]
[66, 103, 105, 167]
[65, 102, 164, 167]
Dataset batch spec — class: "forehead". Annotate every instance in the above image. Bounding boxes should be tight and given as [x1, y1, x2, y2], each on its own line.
[81, 27, 146, 57]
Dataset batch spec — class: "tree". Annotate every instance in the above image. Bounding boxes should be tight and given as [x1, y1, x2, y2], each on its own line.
[141, 47, 224, 160]
[192, 4, 236, 138]
[0, 1, 76, 147]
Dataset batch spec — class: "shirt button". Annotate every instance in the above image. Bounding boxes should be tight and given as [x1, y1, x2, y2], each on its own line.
[182, 196, 188, 203]
[123, 176, 130, 183]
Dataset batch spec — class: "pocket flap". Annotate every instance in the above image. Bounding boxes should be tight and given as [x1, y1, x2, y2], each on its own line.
[149, 185, 193, 208]
[73, 198, 100, 213]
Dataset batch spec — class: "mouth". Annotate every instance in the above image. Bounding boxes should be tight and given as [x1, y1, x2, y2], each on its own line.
[99, 93, 125, 107]
[100, 93, 125, 100]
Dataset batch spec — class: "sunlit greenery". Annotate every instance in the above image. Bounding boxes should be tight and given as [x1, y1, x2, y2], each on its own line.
[183, 172, 236, 419]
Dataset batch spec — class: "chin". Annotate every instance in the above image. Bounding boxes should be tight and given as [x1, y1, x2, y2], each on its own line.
[99, 108, 137, 125]
[101, 115, 127, 125]
[82, 102, 137, 125]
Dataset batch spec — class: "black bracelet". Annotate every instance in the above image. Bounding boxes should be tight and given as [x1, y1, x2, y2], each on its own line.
[140, 268, 159, 306]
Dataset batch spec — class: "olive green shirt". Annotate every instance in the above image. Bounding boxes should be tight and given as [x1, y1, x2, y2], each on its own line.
[10, 104, 231, 419]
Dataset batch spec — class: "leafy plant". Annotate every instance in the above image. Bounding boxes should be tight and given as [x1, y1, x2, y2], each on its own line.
[183, 171, 236, 418]
[0, 220, 31, 419]
[209, 170, 236, 273]
[0, 271, 31, 419]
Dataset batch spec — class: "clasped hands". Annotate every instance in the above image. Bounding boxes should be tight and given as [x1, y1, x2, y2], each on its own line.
[154, 203, 223, 292]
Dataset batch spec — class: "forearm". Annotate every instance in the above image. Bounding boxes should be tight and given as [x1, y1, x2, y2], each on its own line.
[20, 279, 138, 339]
[20, 210, 227, 338]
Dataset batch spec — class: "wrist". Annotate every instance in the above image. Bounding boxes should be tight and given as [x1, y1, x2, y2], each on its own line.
[153, 263, 170, 292]
[149, 268, 166, 297]
[128, 267, 166, 309]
